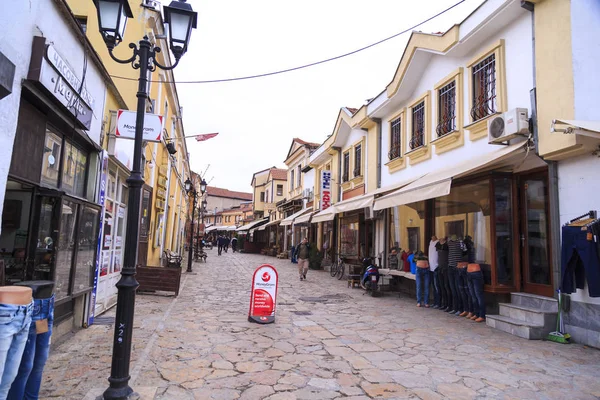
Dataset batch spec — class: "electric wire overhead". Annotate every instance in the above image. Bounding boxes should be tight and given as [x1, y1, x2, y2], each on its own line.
[110, 0, 466, 85]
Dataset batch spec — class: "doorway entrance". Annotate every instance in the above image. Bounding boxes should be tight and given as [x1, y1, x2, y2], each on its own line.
[518, 171, 553, 297]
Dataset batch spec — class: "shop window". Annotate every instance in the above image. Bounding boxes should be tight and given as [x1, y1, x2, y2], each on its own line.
[437, 80, 456, 136]
[297, 165, 301, 188]
[277, 184, 283, 196]
[494, 177, 514, 285]
[73, 206, 99, 294]
[340, 215, 360, 257]
[260, 192, 265, 202]
[290, 169, 295, 190]
[435, 180, 492, 284]
[470, 53, 497, 121]
[389, 202, 426, 255]
[40, 130, 62, 188]
[410, 101, 425, 150]
[389, 116, 402, 160]
[54, 200, 78, 301]
[343, 152, 350, 182]
[354, 144, 362, 177]
[62, 142, 88, 197]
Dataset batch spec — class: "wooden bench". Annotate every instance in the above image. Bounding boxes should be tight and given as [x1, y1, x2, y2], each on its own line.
[347, 265, 362, 288]
[163, 251, 182, 268]
[136, 265, 182, 296]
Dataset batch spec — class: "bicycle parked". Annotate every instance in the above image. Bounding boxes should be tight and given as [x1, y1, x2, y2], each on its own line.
[329, 253, 346, 280]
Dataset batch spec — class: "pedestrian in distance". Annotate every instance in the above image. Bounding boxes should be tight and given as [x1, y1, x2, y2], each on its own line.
[217, 235, 224, 256]
[294, 237, 310, 281]
[224, 236, 230, 253]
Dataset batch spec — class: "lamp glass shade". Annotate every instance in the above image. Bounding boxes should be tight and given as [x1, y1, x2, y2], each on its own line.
[201, 200, 207, 208]
[163, 0, 197, 59]
[98, 1, 120, 31]
[93, 0, 131, 47]
[184, 178, 192, 193]
[200, 179, 207, 194]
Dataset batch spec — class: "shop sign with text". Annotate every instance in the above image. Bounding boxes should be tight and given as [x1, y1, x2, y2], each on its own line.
[115, 109, 163, 142]
[248, 264, 279, 324]
[321, 170, 332, 210]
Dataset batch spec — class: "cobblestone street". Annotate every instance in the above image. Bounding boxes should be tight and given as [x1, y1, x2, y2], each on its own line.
[41, 250, 600, 399]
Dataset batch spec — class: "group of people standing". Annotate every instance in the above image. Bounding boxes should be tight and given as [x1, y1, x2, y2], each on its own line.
[215, 235, 238, 255]
[415, 235, 486, 323]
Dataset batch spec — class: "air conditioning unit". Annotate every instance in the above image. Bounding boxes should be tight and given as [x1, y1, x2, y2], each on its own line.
[364, 207, 382, 220]
[488, 108, 529, 144]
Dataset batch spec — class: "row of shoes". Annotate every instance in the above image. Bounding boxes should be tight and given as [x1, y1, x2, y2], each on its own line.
[433, 304, 485, 322]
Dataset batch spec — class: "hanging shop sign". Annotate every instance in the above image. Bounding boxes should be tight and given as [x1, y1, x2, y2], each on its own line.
[248, 264, 279, 324]
[27, 37, 96, 130]
[88, 150, 109, 327]
[321, 170, 332, 210]
[115, 109, 163, 142]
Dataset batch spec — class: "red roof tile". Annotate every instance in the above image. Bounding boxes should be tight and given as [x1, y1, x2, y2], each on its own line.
[293, 138, 320, 148]
[270, 168, 288, 181]
[206, 186, 253, 200]
[346, 107, 358, 114]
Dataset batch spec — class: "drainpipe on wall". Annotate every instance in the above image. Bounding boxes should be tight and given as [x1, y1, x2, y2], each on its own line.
[374, 118, 382, 189]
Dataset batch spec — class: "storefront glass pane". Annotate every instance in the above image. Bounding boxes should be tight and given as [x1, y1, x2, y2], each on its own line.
[40, 130, 62, 188]
[435, 180, 492, 284]
[55, 200, 78, 301]
[495, 178, 514, 285]
[62, 142, 88, 197]
[340, 215, 359, 257]
[389, 202, 426, 255]
[0, 184, 32, 283]
[525, 178, 550, 285]
[73, 206, 98, 294]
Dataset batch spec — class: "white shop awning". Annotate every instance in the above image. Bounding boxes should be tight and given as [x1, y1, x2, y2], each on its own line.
[311, 206, 336, 223]
[236, 218, 268, 232]
[374, 141, 530, 211]
[333, 193, 375, 213]
[280, 208, 312, 226]
[264, 219, 282, 228]
[552, 119, 600, 138]
[293, 211, 317, 225]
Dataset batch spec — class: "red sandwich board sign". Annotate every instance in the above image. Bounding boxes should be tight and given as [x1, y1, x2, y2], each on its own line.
[248, 264, 279, 324]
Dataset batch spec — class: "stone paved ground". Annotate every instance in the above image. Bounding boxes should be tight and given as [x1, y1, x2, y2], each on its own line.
[40, 250, 600, 399]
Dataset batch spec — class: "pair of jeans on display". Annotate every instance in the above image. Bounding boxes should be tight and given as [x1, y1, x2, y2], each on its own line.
[447, 267, 460, 312]
[415, 268, 430, 305]
[7, 295, 54, 400]
[437, 267, 451, 309]
[0, 302, 33, 399]
[430, 270, 441, 307]
[467, 270, 486, 319]
[456, 267, 472, 314]
[561, 225, 600, 297]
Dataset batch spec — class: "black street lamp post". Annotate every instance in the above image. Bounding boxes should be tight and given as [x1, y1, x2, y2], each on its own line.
[92, 0, 196, 399]
[186, 178, 206, 272]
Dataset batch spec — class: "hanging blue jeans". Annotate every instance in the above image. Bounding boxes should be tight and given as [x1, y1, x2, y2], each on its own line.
[447, 266, 460, 312]
[8, 295, 54, 400]
[415, 267, 430, 305]
[561, 225, 600, 297]
[0, 302, 33, 400]
[430, 270, 441, 307]
[467, 271, 486, 319]
[456, 267, 471, 313]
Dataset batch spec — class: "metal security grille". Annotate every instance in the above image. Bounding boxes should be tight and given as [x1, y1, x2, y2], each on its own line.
[389, 116, 402, 160]
[410, 101, 425, 150]
[436, 81, 456, 137]
[353, 144, 362, 177]
[471, 53, 497, 121]
[343, 152, 350, 182]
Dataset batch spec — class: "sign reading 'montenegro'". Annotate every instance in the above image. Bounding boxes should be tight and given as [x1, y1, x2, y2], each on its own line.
[248, 264, 279, 324]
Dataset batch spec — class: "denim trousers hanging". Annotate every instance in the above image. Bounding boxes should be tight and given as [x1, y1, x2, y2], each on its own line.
[467, 270, 486, 319]
[8, 295, 54, 400]
[0, 302, 33, 400]
[561, 225, 600, 297]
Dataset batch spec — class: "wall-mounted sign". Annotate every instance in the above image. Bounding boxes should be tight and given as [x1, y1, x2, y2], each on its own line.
[27, 37, 95, 130]
[248, 264, 279, 324]
[115, 109, 163, 142]
[321, 170, 332, 210]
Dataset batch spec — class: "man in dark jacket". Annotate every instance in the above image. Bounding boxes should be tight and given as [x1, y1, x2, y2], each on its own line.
[295, 238, 310, 281]
[217, 235, 224, 256]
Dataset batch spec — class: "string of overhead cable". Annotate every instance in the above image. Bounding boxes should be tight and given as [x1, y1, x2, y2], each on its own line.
[110, 0, 465, 84]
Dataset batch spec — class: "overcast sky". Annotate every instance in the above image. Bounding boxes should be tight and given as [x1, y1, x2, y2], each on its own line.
[175, 0, 483, 193]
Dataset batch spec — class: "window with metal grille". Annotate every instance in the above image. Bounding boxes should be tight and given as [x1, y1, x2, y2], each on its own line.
[436, 81, 456, 137]
[389, 116, 401, 160]
[354, 144, 362, 177]
[343, 152, 350, 182]
[410, 101, 425, 150]
[471, 53, 497, 121]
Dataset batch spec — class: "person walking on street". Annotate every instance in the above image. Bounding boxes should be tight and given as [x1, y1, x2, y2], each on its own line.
[217, 235, 224, 256]
[295, 237, 310, 281]
[224, 236, 230, 253]
[231, 236, 238, 252]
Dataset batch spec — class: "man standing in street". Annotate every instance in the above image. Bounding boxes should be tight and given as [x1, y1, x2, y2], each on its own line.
[295, 237, 310, 281]
[217, 235, 223, 256]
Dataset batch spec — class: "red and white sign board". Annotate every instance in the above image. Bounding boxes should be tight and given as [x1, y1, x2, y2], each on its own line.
[248, 264, 279, 324]
[115, 109, 163, 142]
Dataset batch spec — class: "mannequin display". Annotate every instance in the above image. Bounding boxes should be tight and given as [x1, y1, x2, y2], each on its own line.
[459, 236, 476, 319]
[467, 263, 486, 322]
[436, 238, 451, 311]
[0, 286, 33, 399]
[401, 250, 411, 273]
[428, 236, 440, 309]
[414, 251, 430, 307]
[388, 248, 399, 270]
[447, 235, 464, 315]
[7, 281, 54, 399]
